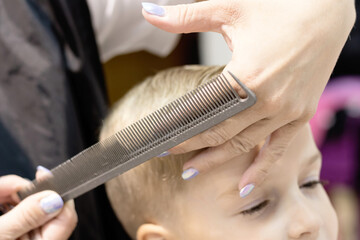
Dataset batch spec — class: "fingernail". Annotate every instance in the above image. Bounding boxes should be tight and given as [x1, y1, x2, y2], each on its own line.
[157, 151, 170, 157]
[182, 168, 199, 180]
[36, 165, 52, 175]
[40, 193, 64, 214]
[142, 2, 165, 17]
[239, 183, 255, 198]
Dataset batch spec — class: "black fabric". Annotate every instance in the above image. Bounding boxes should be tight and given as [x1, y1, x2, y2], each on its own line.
[46, 0, 109, 146]
[331, 1, 360, 77]
[0, 0, 80, 175]
[0, 0, 130, 239]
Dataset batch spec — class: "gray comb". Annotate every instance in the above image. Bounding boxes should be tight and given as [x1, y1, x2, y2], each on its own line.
[18, 72, 256, 201]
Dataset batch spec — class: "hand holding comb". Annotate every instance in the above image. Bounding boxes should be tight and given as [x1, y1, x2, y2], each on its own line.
[18, 72, 256, 201]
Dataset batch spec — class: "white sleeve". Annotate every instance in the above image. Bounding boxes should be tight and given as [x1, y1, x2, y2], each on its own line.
[87, 0, 195, 62]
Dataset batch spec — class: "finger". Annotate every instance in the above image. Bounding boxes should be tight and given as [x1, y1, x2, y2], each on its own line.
[181, 118, 280, 178]
[0, 191, 64, 240]
[170, 106, 263, 154]
[142, 1, 241, 34]
[36, 166, 53, 181]
[29, 228, 42, 240]
[238, 123, 302, 197]
[18, 233, 31, 240]
[41, 200, 78, 240]
[0, 175, 30, 203]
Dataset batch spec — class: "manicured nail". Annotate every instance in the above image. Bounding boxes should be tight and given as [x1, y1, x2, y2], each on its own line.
[182, 168, 199, 180]
[40, 193, 64, 214]
[239, 184, 255, 198]
[142, 2, 165, 17]
[36, 165, 52, 175]
[157, 151, 170, 157]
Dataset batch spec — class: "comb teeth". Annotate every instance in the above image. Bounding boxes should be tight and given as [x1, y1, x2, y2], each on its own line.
[119, 74, 239, 155]
[18, 72, 256, 201]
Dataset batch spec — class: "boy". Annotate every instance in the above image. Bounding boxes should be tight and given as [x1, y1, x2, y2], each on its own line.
[101, 65, 338, 239]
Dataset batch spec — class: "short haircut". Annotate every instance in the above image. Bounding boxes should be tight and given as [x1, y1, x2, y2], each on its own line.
[101, 65, 224, 238]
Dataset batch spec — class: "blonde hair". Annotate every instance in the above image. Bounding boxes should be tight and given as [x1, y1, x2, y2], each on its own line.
[101, 65, 223, 238]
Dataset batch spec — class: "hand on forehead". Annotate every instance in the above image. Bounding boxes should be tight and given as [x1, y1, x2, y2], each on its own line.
[142, 0, 355, 198]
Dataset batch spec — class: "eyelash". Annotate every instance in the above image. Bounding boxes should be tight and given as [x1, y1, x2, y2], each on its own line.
[300, 180, 326, 189]
[241, 200, 269, 215]
[240, 179, 327, 216]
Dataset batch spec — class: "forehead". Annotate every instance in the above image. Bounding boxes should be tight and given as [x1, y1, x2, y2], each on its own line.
[186, 125, 320, 197]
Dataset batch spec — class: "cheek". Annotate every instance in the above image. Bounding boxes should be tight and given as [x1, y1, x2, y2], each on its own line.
[173, 195, 234, 240]
[327, 207, 339, 239]
[316, 189, 339, 238]
[238, 224, 283, 240]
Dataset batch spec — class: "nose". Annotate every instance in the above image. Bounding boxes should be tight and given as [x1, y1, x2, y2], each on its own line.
[287, 198, 321, 239]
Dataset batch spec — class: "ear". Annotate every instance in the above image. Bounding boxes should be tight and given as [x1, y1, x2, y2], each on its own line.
[136, 223, 172, 240]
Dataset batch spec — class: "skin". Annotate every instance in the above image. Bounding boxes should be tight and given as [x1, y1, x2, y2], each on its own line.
[0, 171, 77, 240]
[1, 0, 353, 237]
[143, 0, 356, 191]
[140, 125, 338, 240]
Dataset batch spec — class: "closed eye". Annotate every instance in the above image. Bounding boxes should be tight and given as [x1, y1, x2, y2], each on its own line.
[300, 180, 328, 189]
[240, 200, 269, 215]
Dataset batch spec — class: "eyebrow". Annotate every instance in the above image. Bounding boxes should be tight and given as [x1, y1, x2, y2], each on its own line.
[305, 151, 322, 167]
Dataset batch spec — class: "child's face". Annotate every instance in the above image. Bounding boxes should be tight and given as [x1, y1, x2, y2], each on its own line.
[173, 125, 338, 240]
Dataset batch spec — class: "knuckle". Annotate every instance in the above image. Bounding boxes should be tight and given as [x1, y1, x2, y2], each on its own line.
[222, 4, 241, 24]
[284, 102, 317, 121]
[260, 98, 280, 115]
[228, 135, 255, 154]
[287, 107, 303, 119]
[0, 174, 21, 184]
[267, 144, 287, 162]
[285, 121, 299, 131]
[178, 5, 194, 32]
[20, 208, 41, 230]
[303, 106, 317, 120]
[257, 166, 270, 178]
[286, 107, 316, 123]
[201, 157, 218, 171]
[201, 127, 228, 147]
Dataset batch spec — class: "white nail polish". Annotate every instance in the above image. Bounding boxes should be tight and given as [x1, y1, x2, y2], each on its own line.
[37, 165, 52, 175]
[182, 168, 199, 180]
[157, 151, 170, 157]
[40, 194, 63, 214]
[239, 183, 255, 198]
[142, 2, 165, 17]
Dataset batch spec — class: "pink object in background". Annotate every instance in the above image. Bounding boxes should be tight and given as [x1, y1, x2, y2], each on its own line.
[310, 77, 360, 147]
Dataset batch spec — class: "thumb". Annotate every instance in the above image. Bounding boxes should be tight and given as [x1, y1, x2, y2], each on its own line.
[238, 123, 301, 198]
[0, 191, 64, 240]
[142, 1, 234, 34]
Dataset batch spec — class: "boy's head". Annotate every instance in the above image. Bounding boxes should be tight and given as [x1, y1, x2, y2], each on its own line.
[101, 66, 338, 240]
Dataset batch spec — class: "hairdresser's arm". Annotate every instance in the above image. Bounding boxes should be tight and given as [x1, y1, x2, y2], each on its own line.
[143, 0, 356, 193]
[0, 174, 77, 240]
[86, 0, 194, 62]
